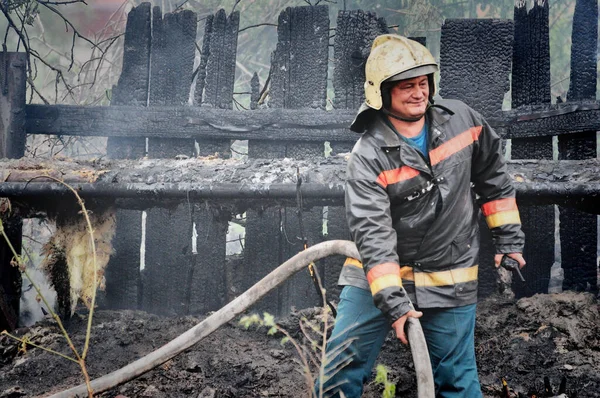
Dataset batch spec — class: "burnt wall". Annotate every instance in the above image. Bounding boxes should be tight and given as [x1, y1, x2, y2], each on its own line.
[244, 5, 331, 317]
[559, 0, 599, 294]
[439, 18, 514, 298]
[143, 8, 198, 316]
[510, 0, 555, 298]
[439, 19, 513, 120]
[104, 3, 151, 310]
[14, 3, 597, 326]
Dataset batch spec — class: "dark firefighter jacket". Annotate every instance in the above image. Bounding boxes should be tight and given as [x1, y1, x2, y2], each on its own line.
[339, 98, 525, 325]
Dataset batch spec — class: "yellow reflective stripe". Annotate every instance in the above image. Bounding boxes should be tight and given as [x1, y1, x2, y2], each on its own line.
[486, 210, 521, 228]
[413, 265, 478, 287]
[345, 260, 477, 289]
[400, 266, 414, 281]
[369, 274, 403, 295]
[343, 257, 363, 268]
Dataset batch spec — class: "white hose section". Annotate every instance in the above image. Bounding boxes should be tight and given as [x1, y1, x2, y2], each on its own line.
[47, 240, 434, 398]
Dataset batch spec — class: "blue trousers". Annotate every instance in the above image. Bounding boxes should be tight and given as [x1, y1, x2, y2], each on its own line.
[316, 286, 482, 398]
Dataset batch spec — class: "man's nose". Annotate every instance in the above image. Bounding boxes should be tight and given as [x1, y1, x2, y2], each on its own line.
[411, 87, 425, 98]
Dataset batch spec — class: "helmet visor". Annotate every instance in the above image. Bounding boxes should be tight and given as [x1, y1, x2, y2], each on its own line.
[385, 64, 438, 83]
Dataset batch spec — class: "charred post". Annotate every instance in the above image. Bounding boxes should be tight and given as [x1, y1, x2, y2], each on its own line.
[147, 7, 196, 158]
[558, 0, 598, 294]
[326, 9, 389, 297]
[439, 18, 514, 297]
[106, 2, 151, 158]
[196, 8, 239, 157]
[104, 2, 151, 312]
[0, 51, 26, 332]
[245, 5, 330, 317]
[332, 10, 388, 112]
[189, 8, 239, 314]
[510, 0, 555, 298]
[143, 6, 201, 316]
[439, 19, 513, 120]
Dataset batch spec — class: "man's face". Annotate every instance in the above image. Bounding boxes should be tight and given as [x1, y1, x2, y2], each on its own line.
[388, 75, 429, 119]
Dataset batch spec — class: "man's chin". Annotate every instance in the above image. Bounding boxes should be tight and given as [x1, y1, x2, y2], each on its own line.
[407, 104, 427, 115]
[406, 109, 426, 119]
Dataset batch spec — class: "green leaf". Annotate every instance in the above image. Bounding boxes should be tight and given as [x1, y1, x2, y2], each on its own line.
[263, 312, 275, 327]
[375, 364, 388, 384]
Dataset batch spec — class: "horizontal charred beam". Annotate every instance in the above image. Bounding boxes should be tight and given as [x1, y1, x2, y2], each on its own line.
[494, 101, 600, 138]
[0, 158, 598, 213]
[25, 105, 358, 143]
[25, 101, 600, 142]
[0, 180, 598, 214]
[0, 182, 344, 207]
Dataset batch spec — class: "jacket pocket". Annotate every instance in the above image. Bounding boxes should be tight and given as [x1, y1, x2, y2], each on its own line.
[453, 280, 477, 298]
[451, 229, 473, 263]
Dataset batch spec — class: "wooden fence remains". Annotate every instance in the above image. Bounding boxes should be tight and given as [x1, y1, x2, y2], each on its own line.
[0, 1, 598, 330]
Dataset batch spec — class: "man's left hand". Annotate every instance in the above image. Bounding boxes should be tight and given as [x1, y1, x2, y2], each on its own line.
[391, 310, 423, 345]
[494, 252, 526, 269]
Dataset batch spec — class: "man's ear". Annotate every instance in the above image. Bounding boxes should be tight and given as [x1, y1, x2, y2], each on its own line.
[381, 82, 393, 109]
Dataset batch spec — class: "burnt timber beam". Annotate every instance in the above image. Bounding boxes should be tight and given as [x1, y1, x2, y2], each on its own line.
[24, 102, 600, 142]
[25, 104, 358, 143]
[0, 180, 598, 210]
[495, 101, 600, 139]
[0, 158, 598, 214]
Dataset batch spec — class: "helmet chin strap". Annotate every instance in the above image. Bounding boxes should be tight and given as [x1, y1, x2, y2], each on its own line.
[382, 103, 431, 123]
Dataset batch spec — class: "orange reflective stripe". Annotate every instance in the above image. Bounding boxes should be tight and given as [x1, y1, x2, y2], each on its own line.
[486, 210, 521, 228]
[366, 262, 400, 284]
[343, 257, 363, 268]
[481, 198, 518, 216]
[430, 126, 482, 166]
[367, 263, 403, 294]
[376, 166, 420, 188]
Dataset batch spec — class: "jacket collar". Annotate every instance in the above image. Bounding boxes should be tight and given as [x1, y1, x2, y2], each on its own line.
[428, 103, 454, 128]
[371, 104, 454, 148]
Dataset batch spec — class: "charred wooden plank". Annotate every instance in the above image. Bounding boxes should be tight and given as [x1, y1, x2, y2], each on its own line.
[25, 105, 357, 142]
[440, 19, 513, 120]
[0, 158, 598, 213]
[0, 52, 26, 332]
[439, 18, 514, 298]
[496, 102, 600, 139]
[26, 102, 600, 142]
[509, 0, 554, 298]
[558, 0, 598, 294]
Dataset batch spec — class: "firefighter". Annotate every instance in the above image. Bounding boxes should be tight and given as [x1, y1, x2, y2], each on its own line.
[317, 34, 526, 397]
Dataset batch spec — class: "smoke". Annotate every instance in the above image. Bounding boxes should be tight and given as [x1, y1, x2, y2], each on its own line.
[19, 219, 57, 327]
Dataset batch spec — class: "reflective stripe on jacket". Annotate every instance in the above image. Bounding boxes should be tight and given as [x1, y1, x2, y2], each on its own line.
[339, 98, 525, 325]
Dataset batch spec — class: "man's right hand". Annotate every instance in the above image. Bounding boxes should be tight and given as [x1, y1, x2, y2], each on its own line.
[391, 310, 423, 345]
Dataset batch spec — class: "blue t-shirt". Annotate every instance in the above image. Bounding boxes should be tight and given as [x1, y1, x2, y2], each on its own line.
[383, 116, 429, 161]
[408, 121, 428, 161]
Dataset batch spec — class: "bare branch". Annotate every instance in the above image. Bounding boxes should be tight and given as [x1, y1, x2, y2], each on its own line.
[238, 23, 277, 34]
[174, 0, 189, 12]
[233, 97, 248, 110]
[37, 0, 88, 5]
[38, 2, 101, 52]
[231, 0, 241, 14]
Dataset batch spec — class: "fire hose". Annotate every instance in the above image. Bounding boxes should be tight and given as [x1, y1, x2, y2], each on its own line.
[47, 240, 434, 398]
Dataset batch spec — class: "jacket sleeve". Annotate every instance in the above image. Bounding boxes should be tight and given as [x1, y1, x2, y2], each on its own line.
[345, 150, 412, 324]
[470, 111, 525, 254]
